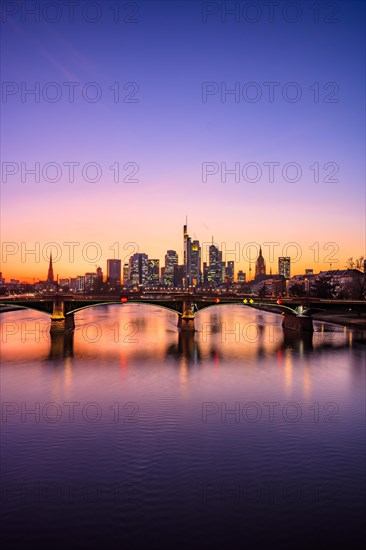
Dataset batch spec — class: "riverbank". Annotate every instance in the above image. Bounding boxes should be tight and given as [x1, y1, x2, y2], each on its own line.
[249, 304, 366, 331]
[312, 312, 366, 331]
[0, 306, 24, 313]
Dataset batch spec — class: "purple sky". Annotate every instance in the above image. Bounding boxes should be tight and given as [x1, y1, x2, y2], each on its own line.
[1, 0, 365, 280]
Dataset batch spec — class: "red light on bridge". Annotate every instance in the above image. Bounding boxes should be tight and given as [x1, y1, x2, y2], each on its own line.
[121, 297, 128, 303]
[215, 298, 220, 303]
[277, 299, 282, 305]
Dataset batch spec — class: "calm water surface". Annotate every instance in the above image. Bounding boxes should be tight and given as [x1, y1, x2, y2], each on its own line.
[1, 305, 365, 548]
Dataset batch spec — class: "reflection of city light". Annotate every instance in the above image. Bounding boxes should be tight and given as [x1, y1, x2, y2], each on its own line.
[303, 362, 311, 397]
[348, 332, 353, 348]
[284, 349, 292, 390]
[120, 354, 127, 372]
[64, 357, 72, 390]
[180, 359, 188, 388]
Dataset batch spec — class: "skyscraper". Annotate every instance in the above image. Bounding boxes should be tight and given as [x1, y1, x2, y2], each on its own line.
[174, 265, 184, 288]
[129, 253, 149, 286]
[107, 259, 121, 286]
[255, 246, 266, 279]
[207, 243, 223, 286]
[183, 220, 201, 287]
[225, 261, 235, 284]
[85, 272, 97, 290]
[278, 257, 291, 279]
[190, 240, 201, 286]
[237, 270, 246, 284]
[164, 250, 178, 287]
[123, 263, 129, 285]
[183, 219, 190, 288]
[147, 259, 160, 287]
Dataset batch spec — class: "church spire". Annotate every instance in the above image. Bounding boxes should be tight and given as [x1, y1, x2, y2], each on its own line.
[47, 253, 54, 282]
[255, 245, 266, 279]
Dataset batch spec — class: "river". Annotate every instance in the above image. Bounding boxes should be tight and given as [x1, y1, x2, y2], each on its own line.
[1, 305, 365, 547]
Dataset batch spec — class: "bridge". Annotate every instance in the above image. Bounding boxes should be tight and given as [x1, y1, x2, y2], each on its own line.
[1, 293, 365, 333]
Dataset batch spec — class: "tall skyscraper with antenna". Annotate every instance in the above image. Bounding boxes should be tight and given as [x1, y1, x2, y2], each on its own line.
[183, 218, 201, 287]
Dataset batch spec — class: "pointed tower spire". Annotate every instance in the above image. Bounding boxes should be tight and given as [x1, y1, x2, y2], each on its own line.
[47, 253, 54, 282]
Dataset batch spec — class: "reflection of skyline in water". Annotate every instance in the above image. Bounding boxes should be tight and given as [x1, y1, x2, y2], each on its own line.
[2, 305, 365, 549]
[1, 305, 364, 365]
[1, 305, 364, 403]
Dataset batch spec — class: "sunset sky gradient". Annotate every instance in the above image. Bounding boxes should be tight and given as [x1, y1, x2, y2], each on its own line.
[1, 0, 365, 281]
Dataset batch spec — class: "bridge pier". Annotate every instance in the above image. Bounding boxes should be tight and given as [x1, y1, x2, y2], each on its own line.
[282, 313, 313, 333]
[65, 314, 75, 331]
[178, 300, 196, 332]
[50, 299, 66, 333]
[178, 315, 196, 332]
[50, 301, 75, 333]
[49, 331, 74, 359]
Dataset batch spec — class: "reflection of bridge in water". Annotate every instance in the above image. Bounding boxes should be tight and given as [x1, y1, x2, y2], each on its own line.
[46, 324, 363, 363]
[1, 293, 365, 334]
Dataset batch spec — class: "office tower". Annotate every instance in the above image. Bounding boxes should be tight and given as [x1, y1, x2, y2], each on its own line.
[96, 266, 103, 280]
[237, 271, 246, 284]
[85, 272, 97, 290]
[107, 259, 121, 286]
[129, 253, 149, 286]
[183, 220, 191, 288]
[68, 278, 77, 292]
[147, 259, 160, 287]
[278, 257, 291, 279]
[123, 263, 129, 285]
[203, 262, 208, 285]
[174, 265, 184, 288]
[164, 250, 178, 287]
[76, 275, 85, 292]
[207, 243, 223, 286]
[225, 260, 234, 284]
[255, 246, 266, 278]
[190, 240, 201, 286]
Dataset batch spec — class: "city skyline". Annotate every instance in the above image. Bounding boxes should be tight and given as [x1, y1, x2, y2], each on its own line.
[1, 2, 364, 282]
[1, 218, 364, 285]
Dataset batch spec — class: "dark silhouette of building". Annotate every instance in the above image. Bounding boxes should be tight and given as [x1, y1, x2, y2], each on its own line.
[47, 254, 54, 282]
[107, 259, 121, 286]
[183, 220, 202, 287]
[255, 246, 266, 279]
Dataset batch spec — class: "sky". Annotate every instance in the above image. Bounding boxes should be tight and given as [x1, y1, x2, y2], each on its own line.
[1, 0, 365, 281]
